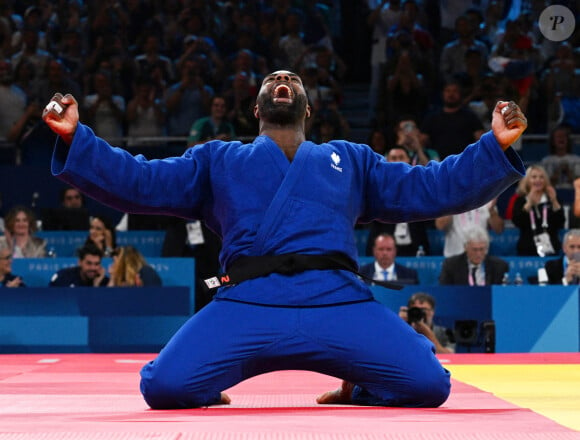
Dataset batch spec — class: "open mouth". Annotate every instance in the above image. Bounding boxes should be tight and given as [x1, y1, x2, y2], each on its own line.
[273, 84, 293, 103]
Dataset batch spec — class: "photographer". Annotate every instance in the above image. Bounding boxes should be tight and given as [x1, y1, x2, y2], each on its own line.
[399, 292, 455, 354]
[544, 229, 580, 285]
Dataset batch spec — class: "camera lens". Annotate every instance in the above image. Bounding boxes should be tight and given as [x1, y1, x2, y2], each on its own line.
[407, 307, 426, 324]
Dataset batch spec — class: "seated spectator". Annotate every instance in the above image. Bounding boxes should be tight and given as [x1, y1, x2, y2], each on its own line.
[541, 42, 580, 131]
[439, 226, 509, 286]
[83, 69, 126, 142]
[366, 128, 388, 156]
[41, 186, 90, 231]
[0, 58, 28, 143]
[467, 73, 509, 132]
[380, 49, 429, 129]
[439, 14, 489, 85]
[307, 107, 347, 144]
[61, 187, 85, 209]
[300, 63, 340, 112]
[49, 243, 109, 287]
[540, 125, 580, 189]
[393, 116, 439, 165]
[133, 34, 175, 86]
[544, 229, 580, 285]
[10, 26, 53, 83]
[84, 215, 116, 258]
[421, 79, 485, 160]
[278, 10, 307, 71]
[126, 77, 166, 146]
[398, 292, 455, 354]
[107, 246, 162, 287]
[512, 165, 565, 256]
[0, 205, 46, 258]
[165, 58, 213, 138]
[0, 242, 25, 287]
[359, 233, 419, 285]
[489, 18, 541, 113]
[31, 58, 83, 109]
[435, 198, 504, 257]
[187, 95, 235, 147]
[223, 71, 259, 138]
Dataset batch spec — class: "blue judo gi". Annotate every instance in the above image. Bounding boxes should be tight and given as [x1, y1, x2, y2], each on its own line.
[51, 124, 524, 408]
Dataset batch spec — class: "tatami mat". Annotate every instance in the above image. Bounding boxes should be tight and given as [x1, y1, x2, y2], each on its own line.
[0, 353, 578, 440]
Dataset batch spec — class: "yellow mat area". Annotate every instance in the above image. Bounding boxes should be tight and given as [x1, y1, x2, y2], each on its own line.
[447, 364, 580, 431]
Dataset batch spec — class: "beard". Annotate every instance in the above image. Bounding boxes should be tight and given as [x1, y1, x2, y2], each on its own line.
[256, 92, 309, 125]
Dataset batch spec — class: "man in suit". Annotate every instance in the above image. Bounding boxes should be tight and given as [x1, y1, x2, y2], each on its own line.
[439, 225, 508, 285]
[360, 233, 419, 285]
[545, 229, 580, 285]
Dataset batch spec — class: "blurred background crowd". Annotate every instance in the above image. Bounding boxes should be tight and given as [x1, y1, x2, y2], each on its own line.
[1, 0, 580, 296]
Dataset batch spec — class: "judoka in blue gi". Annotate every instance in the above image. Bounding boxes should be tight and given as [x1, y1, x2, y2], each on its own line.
[42, 70, 528, 409]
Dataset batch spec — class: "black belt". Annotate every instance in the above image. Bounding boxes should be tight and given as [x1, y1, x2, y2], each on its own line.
[203, 252, 404, 291]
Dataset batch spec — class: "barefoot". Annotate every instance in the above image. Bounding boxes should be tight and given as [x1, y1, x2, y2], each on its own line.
[220, 392, 231, 404]
[316, 380, 354, 404]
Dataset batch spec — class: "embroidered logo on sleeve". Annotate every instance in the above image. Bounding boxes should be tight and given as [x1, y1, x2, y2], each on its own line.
[330, 152, 343, 172]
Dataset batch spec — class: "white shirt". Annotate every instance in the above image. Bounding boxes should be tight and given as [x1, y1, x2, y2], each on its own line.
[443, 202, 493, 257]
[374, 262, 396, 281]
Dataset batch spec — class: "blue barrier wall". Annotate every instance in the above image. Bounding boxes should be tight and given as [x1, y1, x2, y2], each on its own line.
[371, 285, 579, 353]
[1, 285, 576, 353]
[492, 286, 579, 353]
[360, 256, 550, 285]
[37, 231, 166, 257]
[11, 257, 195, 312]
[0, 287, 191, 353]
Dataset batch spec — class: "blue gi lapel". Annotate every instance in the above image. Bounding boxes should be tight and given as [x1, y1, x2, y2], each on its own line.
[255, 135, 291, 177]
[251, 136, 314, 255]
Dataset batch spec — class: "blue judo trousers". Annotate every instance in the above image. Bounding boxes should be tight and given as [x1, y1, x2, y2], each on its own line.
[51, 125, 525, 408]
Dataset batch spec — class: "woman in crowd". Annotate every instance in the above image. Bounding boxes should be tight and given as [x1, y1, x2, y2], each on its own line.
[84, 215, 116, 257]
[512, 165, 565, 256]
[0, 205, 46, 258]
[108, 246, 161, 287]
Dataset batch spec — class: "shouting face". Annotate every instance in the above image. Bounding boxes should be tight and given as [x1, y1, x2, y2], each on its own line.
[254, 71, 310, 125]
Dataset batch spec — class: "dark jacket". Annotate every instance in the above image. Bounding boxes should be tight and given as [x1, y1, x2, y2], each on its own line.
[359, 262, 420, 285]
[1, 272, 26, 287]
[545, 257, 566, 284]
[439, 252, 509, 285]
[511, 196, 565, 256]
[49, 266, 109, 287]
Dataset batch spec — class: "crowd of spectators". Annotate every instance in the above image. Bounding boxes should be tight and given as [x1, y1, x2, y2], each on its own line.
[1, 0, 580, 288]
[0, 0, 348, 155]
[0, 1, 578, 154]
[1, 1, 580, 357]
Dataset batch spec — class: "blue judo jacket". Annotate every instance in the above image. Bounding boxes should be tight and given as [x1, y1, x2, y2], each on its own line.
[52, 124, 524, 306]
